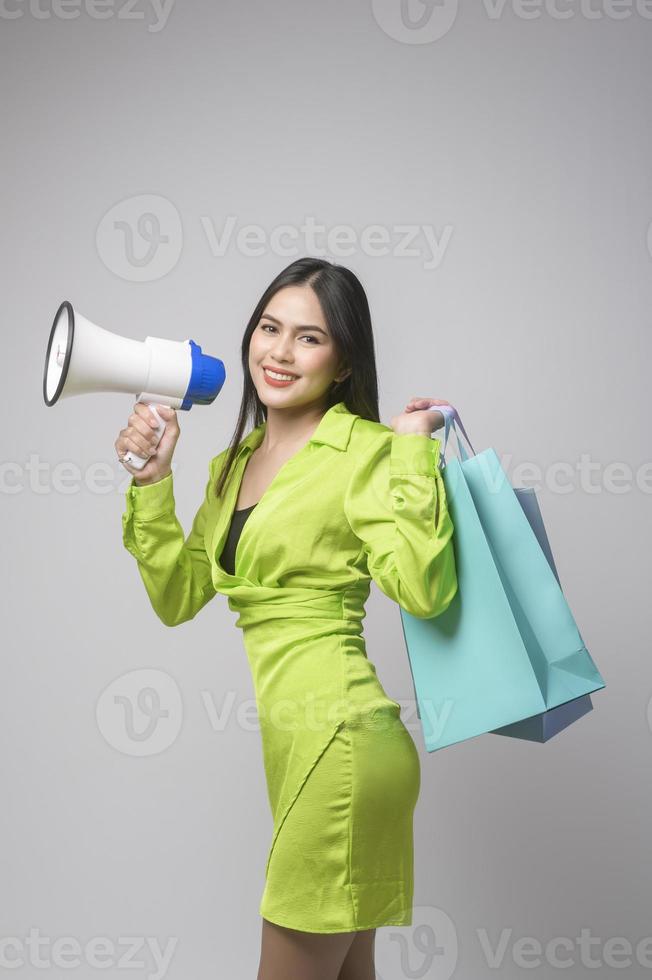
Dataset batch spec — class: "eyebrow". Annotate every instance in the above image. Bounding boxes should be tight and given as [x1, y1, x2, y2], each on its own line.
[259, 313, 329, 337]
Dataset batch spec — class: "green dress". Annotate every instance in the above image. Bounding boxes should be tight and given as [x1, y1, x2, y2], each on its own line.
[122, 400, 458, 933]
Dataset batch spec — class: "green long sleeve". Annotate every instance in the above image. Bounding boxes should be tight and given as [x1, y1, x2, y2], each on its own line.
[121, 459, 219, 627]
[343, 431, 458, 620]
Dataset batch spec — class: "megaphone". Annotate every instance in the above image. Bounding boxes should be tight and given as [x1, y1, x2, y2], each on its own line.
[43, 301, 226, 470]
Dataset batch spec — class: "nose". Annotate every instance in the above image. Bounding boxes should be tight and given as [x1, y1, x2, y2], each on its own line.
[269, 333, 295, 364]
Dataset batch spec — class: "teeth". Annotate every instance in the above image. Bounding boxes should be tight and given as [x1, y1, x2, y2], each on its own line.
[265, 368, 297, 381]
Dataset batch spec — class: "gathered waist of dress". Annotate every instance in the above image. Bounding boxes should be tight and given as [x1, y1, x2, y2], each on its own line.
[223, 583, 368, 633]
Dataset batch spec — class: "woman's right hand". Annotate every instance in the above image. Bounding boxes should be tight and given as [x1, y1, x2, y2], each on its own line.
[115, 402, 181, 485]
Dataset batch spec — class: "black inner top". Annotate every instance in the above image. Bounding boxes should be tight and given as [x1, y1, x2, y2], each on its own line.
[219, 502, 257, 575]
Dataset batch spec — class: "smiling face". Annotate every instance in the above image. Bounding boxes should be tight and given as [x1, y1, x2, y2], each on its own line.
[248, 285, 349, 410]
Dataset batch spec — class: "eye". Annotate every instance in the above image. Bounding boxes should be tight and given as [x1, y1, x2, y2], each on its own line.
[260, 323, 319, 344]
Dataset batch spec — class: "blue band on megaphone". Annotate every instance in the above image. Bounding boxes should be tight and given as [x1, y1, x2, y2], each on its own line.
[182, 340, 226, 409]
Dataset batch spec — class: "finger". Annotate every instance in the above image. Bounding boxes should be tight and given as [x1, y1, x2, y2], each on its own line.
[130, 415, 160, 446]
[156, 404, 175, 419]
[127, 437, 156, 460]
[408, 398, 450, 410]
[134, 403, 161, 428]
[127, 427, 157, 456]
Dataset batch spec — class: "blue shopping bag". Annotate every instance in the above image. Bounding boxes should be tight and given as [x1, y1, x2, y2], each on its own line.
[400, 406, 606, 752]
[491, 484, 594, 742]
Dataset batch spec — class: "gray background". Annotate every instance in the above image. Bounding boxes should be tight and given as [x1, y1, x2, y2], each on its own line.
[2, 1, 651, 977]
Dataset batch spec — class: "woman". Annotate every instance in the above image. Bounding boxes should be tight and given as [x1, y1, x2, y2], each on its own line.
[117, 257, 458, 980]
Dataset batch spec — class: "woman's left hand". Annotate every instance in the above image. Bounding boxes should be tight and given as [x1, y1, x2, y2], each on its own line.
[391, 397, 452, 436]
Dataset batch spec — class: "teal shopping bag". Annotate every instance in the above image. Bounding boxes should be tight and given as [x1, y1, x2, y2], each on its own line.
[400, 406, 606, 752]
[491, 484, 593, 742]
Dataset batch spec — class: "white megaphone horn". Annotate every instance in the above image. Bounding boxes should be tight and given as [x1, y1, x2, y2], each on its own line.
[43, 301, 226, 470]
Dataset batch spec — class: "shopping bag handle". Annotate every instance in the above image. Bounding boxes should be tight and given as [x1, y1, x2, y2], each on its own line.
[429, 404, 476, 464]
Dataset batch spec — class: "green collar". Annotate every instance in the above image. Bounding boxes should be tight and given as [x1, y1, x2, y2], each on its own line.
[237, 400, 358, 457]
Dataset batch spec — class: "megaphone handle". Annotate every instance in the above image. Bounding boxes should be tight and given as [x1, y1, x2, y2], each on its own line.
[122, 401, 167, 471]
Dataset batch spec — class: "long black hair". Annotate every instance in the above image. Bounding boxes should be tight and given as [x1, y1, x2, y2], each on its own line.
[213, 256, 380, 499]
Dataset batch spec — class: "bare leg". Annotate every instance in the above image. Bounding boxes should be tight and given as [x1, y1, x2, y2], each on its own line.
[257, 917, 366, 980]
[337, 928, 376, 980]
